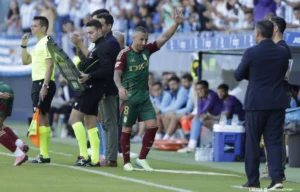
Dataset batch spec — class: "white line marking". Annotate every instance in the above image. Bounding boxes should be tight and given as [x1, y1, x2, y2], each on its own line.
[31, 147, 73, 157]
[134, 168, 241, 177]
[0, 152, 193, 192]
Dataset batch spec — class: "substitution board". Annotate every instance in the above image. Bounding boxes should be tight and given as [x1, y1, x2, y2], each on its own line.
[47, 36, 86, 91]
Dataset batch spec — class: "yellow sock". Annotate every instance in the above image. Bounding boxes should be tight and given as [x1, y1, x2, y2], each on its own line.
[39, 126, 51, 158]
[72, 122, 88, 159]
[45, 126, 51, 154]
[88, 127, 100, 164]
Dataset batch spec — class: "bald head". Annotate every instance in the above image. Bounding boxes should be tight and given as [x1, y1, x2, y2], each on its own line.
[113, 31, 125, 49]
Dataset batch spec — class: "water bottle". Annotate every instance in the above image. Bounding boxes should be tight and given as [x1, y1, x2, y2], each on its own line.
[220, 112, 227, 126]
[231, 114, 239, 126]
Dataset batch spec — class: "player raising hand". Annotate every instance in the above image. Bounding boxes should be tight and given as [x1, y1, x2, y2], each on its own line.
[114, 9, 183, 171]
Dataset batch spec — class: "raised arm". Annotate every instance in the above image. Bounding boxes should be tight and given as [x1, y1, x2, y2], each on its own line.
[156, 9, 183, 48]
[21, 33, 32, 65]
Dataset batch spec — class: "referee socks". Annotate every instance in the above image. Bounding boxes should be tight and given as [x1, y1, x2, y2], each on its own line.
[88, 128, 100, 164]
[72, 122, 88, 159]
[39, 126, 51, 158]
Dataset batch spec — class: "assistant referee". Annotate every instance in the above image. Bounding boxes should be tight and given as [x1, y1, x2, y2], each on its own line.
[21, 16, 56, 164]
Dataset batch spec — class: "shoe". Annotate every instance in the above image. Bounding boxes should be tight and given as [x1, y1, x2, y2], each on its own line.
[87, 162, 101, 167]
[241, 182, 260, 189]
[14, 154, 28, 166]
[30, 155, 51, 164]
[73, 156, 91, 166]
[177, 147, 194, 153]
[135, 158, 154, 172]
[100, 160, 118, 167]
[99, 155, 106, 164]
[123, 163, 134, 171]
[267, 182, 283, 190]
[20, 144, 29, 153]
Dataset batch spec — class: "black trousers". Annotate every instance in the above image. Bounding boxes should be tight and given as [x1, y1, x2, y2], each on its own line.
[245, 109, 285, 184]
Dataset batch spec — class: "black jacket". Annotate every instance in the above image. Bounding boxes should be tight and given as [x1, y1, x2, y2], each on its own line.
[234, 39, 290, 110]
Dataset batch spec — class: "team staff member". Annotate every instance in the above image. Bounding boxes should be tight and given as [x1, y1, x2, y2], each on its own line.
[95, 13, 120, 167]
[69, 20, 114, 167]
[21, 16, 56, 164]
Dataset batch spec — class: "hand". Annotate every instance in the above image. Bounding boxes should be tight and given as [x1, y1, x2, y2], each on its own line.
[71, 33, 83, 47]
[200, 114, 208, 121]
[21, 33, 30, 46]
[186, 114, 194, 121]
[78, 74, 90, 84]
[0, 92, 12, 99]
[40, 87, 48, 102]
[174, 9, 184, 25]
[118, 87, 128, 100]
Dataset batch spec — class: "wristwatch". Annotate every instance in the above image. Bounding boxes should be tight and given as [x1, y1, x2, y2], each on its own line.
[42, 84, 49, 89]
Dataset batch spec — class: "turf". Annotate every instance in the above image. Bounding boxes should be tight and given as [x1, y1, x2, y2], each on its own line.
[0, 121, 299, 192]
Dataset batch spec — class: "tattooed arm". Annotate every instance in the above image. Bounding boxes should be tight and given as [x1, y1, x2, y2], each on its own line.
[156, 9, 183, 48]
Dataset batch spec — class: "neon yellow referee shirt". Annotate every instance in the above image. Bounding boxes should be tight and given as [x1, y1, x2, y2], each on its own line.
[30, 35, 55, 81]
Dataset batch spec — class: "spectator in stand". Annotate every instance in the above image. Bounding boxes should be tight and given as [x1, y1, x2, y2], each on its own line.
[253, 0, 276, 22]
[70, 0, 89, 30]
[35, 0, 56, 35]
[20, 0, 37, 33]
[288, 6, 300, 28]
[5, 0, 21, 35]
[290, 85, 300, 106]
[54, 0, 71, 33]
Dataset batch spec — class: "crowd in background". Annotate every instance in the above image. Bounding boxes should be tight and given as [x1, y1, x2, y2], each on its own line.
[3, 0, 300, 37]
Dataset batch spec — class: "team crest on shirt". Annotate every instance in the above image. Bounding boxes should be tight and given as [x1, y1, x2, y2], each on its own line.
[124, 116, 127, 123]
[142, 53, 147, 60]
[130, 58, 136, 62]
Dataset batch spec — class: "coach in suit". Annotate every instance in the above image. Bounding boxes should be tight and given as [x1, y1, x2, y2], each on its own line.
[234, 20, 290, 190]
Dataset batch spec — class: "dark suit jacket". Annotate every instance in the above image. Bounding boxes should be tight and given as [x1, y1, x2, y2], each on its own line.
[234, 39, 290, 110]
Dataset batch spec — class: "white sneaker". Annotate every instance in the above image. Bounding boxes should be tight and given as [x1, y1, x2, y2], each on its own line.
[135, 158, 154, 172]
[123, 163, 134, 171]
[177, 147, 194, 153]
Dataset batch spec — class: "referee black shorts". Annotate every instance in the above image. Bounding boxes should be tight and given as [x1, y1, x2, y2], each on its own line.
[31, 80, 56, 115]
[73, 86, 104, 116]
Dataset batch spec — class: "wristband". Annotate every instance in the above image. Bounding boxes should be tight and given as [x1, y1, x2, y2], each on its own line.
[21, 45, 27, 48]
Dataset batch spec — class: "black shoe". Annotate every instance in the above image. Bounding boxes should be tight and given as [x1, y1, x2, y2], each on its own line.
[241, 182, 260, 188]
[87, 162, 101, 167]
[30, 155, 51, 164]
[267, 182, 283, 190]
[73, 156, 91, 166]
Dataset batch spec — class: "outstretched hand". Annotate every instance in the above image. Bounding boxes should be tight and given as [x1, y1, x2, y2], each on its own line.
[174, 9, 184, 25]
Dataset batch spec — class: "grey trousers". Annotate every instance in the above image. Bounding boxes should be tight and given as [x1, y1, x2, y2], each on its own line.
[99, 95, 119, 161]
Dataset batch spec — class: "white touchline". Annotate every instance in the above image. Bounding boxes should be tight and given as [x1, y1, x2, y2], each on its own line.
[31, 147, 73, 157]
[0, 152, 193, 192]
[134, 168, 241, 177]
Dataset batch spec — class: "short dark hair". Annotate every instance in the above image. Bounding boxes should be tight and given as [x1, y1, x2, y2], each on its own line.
[152, 81, 162, 87]
[168, 76, 180, 83]
[33, 16, 49, 32]
[134, 26, 148, 33]
[270, 16, 286, 34]
[217, 83, 229, 91]
[91, 9, 109, 17]
[255, 20, 274, 39]
[196, 80, 209, 89]
[181, 73, 193, 82]
[162, 72, 170, 76]
[97, 13, 114, 27]
[86, 19, 102, 29]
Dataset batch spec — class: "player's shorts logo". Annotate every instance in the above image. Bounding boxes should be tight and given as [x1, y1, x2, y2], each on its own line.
[124, 116, 127, 123]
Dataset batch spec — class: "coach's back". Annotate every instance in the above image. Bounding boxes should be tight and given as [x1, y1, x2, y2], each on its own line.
[234, 39, 290, 110]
